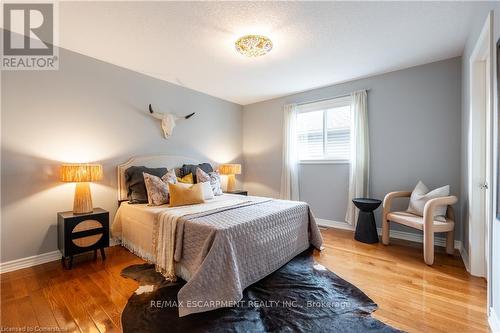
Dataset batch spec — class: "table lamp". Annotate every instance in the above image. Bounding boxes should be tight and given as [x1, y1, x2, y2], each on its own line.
[219, 163, 241, 192]
[60, 164, 103, 214]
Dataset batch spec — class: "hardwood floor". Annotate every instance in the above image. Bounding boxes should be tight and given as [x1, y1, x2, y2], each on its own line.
[315, 229, 488, 332]
[0, 228, 487, 332]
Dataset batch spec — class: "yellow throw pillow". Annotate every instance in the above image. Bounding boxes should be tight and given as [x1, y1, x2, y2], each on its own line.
[168, 182, 204, 207]
[177, 173, 194, 184]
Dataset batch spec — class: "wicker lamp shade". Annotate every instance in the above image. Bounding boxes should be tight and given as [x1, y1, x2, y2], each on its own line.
[219, 164, 241, 175]
[219, 163, 242, 192]
[60, 164, 103, 214]
[60, 164, 103, 182]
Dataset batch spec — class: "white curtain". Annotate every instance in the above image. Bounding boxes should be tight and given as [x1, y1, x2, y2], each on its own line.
[280, 104, 300, 200]
[345, 90, 370, 225]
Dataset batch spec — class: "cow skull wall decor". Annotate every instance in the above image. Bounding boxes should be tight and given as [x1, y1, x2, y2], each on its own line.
[148, 104, 195, 139]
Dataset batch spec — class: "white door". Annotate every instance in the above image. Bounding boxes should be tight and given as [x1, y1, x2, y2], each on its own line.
[483, 54, 492, 282]
[468, 12, 493, 281]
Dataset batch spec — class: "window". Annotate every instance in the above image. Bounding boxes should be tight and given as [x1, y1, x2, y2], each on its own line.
[296, 96, 351, 162]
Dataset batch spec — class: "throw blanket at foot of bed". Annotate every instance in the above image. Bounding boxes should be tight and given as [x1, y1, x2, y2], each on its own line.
[121, 249, 403, 333]
[153, 196, 261, 280]
[158, 197, 323, 317]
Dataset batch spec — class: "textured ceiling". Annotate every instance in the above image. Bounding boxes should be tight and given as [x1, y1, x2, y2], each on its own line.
[59, 1, 491, 105]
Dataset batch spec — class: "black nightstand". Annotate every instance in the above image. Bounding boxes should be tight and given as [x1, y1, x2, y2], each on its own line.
[57, 208, 109, 269]
[224, 190, 248, 196]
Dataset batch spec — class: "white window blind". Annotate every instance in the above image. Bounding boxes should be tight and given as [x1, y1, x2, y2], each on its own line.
[296, 96, 351, 162]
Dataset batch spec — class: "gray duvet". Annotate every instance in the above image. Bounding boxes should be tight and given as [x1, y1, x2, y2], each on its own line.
[172, 199, 323, 317]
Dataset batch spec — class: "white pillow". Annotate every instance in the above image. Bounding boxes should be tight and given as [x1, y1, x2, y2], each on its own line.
[201, 181, 215, 200]
[196, 168, 223, 196]
[407, 181, 449, 221]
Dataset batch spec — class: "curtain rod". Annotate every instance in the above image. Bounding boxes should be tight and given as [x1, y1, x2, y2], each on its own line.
[296, 89, 370, 106]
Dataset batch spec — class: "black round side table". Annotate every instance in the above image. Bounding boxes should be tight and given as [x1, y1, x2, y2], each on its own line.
[352, 198, 382, 244]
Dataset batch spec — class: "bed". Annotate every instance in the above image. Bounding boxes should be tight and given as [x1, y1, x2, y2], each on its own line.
[111, 155, 323, 317]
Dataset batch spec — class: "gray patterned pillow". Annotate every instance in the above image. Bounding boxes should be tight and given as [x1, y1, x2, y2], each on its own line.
[125, 166, 167, 203]
[196, 168, 223, 196]
[143, 172, 168, 205]
[143, 170, 177, 206]
[162, 169, 177, 185]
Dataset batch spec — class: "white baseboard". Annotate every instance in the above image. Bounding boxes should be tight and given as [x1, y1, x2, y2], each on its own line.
[384, 227, 462, 250]
[1, 237, 120, 274]
[110, 238, 120, 246]
[316, 219, 354, 231]
[489, 307, 500, 333]
[0, 250, 61, 274]
[317, 219, 461, 250]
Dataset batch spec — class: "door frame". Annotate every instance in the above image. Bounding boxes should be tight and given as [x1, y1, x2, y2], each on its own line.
[468, 12, 494, 291]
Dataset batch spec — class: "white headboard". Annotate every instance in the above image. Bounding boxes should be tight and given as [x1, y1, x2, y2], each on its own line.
[117, 154, 201, 201]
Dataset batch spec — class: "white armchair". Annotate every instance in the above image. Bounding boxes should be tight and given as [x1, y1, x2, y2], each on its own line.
[382, 191, 458, 265]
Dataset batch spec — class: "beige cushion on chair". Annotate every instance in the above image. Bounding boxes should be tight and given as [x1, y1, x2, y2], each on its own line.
[407, 181, 449, 221]
[387, 211, 454, 232]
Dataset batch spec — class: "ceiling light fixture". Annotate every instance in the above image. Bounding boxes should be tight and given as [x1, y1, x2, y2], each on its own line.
[235, 35, 273, 57]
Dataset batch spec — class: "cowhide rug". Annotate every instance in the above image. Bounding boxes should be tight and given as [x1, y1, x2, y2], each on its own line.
[121, 249, 402, 333]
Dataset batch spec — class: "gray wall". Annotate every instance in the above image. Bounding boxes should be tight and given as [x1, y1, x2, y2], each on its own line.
[243, 57, 462, 235]
[1, 47, 243, 262]
[459, 3, 500, 324]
